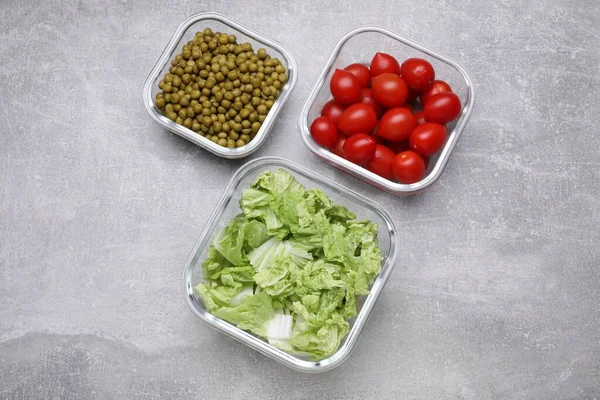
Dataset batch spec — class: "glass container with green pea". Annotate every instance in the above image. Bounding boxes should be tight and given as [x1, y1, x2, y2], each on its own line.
[154, 28, 288, 149]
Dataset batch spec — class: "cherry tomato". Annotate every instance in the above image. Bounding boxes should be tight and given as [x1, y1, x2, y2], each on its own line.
[321, 100, 347, 126]
[366, 145, 396, 180]
[358, 88, 383, 117]
[406, 88, 419, 102]
[310, 117, 338, 148]
[386, 140, 409, 154]
[419, 80, 452, 106]
[331, 135, 346, 158]
[414, 111, 426, 125]
[409, 122, 447, 156]
[330, 69, 362, 104]
[370, 52, 400, 77]
[371, 73, 408, 108]
[401, 103, 413, 113]
[400, 58, 435, 92]
[344, 63, 370, 88]
[423, 92, 462, 124]
[343, 134, 376, 165]
[338, 103, 378, 136]
[377, 107, 416, 142]
[393, 151, 425, 184]
[371, 123, 386, 144]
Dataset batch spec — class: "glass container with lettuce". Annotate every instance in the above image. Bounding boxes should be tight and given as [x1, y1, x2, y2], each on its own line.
[195, 169, 383, 359]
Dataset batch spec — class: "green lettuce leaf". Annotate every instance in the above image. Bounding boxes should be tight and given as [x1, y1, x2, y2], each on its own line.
[196, 169, 384, 359]
[212, 214, 248, 267]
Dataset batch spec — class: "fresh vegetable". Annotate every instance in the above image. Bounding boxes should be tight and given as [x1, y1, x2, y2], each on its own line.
[338, 104, 378, 136]
[365, 145, 396, 180]
[400, 58, 435, 92]
[343, 134, 376, 165]
[419, 80, 452, 107]
[155, 28, 287, 148]
[310, 117, 338, 148]
[393, 151, 426, 184]
[358, 88, 383, 117]
[195, 169, 383, 358]
[414, 110, 426, 125]
[331, 135, 346, 158]
[409, 122, 447, 157]
[386, 140, 409, 154]
[371, 73, 408, 108]
[344, 63, 371, 88]
[369, 52, 400, 76]
[377, 108, 416, 142]
[312, 52, 462, 185]
[330, 69, 362, 104]
[423, 92, 462, 124]
[320, 100, 346, 126]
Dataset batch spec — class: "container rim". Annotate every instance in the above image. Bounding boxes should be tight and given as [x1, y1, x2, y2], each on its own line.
[143, 12, 298, 159]
[182, 156, 399, 372]
[298, 25, 475, 194]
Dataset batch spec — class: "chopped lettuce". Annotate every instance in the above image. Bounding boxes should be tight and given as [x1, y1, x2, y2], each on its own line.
[194, 169, 383, 359]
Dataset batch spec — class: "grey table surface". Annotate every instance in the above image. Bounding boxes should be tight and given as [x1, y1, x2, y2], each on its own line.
[1, 0, 600, 399]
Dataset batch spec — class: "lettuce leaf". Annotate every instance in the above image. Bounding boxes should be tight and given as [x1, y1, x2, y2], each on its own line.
[195, 169, 384, 359]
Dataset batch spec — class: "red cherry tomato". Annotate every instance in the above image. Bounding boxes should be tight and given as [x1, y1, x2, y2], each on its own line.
[400, 58, 435, 92]
[344, 63, 371, 88]
[338, 103, 378, 136]
[401, 103, 413, 113]
[420, 80, 452, 106]
[409, 122, 447, 156]
[393, 151, 426, 184]
[343, 134, 376, 165]
[358, 88, 383, 117]
[310, 117, 338, 148]
[330, 69, 362, 104]
[321, 100, 347, 126]
[423, 92, 462, 124]
[414, 111, 426, 125]
[377, 107, 416, 142]
[371, 123, 386, 144]
[331, 135, 346, 158]
[366, 145, 396, 180]
[373, 134, 386, 144]
[370, 52, 400, 77]
[406, 88, 419, 102]
[386, 140, 409, 154]
[371, 73, 408, 108]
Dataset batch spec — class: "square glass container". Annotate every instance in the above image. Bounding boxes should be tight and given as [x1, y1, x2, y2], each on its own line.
[182, 157, 398, 372]
[143, 12, 297, 159]
[299, 26, 475, 194]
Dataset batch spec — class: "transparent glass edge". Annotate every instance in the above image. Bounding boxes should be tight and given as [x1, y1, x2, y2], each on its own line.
[181, 156, 399, 372]
[143, 12, 298, 159]
[298, 25, 475, 194]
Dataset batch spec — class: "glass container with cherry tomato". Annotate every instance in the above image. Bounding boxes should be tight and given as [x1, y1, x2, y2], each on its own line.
[300, 26, 474, 194]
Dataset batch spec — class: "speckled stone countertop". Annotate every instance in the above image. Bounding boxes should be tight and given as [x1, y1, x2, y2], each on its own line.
[1, 1, 599, 399]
